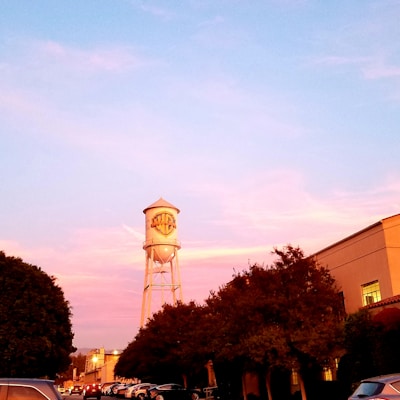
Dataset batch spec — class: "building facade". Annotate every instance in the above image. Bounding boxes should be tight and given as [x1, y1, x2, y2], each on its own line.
[314, 213, 400, 314]
[84, 348, 121, 384]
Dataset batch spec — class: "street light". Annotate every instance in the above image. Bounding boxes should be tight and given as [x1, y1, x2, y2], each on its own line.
[92, 355, 98, 382]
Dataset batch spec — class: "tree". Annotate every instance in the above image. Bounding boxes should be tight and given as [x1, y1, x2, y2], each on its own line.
[206, 245, 344, 400]
[338, 309, 377, 387]
[265, 246, 344, 400]
[205, 268, 273, 400]
[372, 308, 400, 374]
[0, 251, 76, 378]
[117, 245, 343, 400]
[115, 301, 210, 387]
[338, 307, 400, 390]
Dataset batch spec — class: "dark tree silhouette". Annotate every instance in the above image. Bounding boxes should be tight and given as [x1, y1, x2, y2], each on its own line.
[0, 251, 75, 378]
[339, 307, 400, 390]
[116, 245, 344, 400]
[206, 245, 345, 400]
[115, 301, 210, 387]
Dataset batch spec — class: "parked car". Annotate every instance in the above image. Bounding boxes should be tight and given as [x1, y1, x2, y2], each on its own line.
[101, 381, 120, 395]
[83, 382, 102, 400]
[125, 383, 157, 399]
[115, 383, 135, 398]
[147, 383, 201, 400]
[69, 384, 83, 395]
[0, 378, 63, 400]
[112, 383, 129, 397]
[348, 373, 400, 399]
[125, 384, 141, 399]
[106, 383, 121, 396]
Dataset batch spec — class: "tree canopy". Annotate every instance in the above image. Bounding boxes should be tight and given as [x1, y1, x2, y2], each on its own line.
[0, 251, 76, 378]
[116, 245, 344, 400]
[207, 245, 344, 400]
[338, 307, 400, 389]
[115, 301, 211, 386]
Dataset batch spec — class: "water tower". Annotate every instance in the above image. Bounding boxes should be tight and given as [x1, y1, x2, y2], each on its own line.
[140, 198, 183, 327]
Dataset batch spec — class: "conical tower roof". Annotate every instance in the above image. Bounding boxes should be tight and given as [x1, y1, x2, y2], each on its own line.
[143, 197, 180, 213]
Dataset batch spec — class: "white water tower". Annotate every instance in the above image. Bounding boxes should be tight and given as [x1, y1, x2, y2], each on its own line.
[140, 198, 183, 327]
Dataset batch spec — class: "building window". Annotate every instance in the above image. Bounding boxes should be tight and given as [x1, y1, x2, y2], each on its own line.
[291, 369, 299, 386]
[323, 367, 333, 381]
[362, 281, 381, 305]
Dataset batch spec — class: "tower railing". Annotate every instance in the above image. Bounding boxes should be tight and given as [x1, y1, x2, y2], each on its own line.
[142, 238, 181, 249]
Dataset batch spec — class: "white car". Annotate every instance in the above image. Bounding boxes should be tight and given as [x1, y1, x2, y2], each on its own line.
[101, 381, 120, 395]
[348, 373, 400, 400]
[125, 383, 157, 399]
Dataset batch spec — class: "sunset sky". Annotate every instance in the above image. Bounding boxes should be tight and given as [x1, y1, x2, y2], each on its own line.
[1, 1, 399, 351]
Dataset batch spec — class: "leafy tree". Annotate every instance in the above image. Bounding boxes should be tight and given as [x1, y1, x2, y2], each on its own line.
[372, 308, 400, 374]
[338, 309, 377, 387]
[0, 251, 76, 378]
[115, 301, 210, 387]
[117, 245, 343, 400]
[266, 246, 344, 400]
[206, 245, 344, 400]
[205, 269, 273, 400]
[339, 307, 400, 390]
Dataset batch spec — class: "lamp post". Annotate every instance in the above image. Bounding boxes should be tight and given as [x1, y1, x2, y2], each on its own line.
[92, 355, 98, 382]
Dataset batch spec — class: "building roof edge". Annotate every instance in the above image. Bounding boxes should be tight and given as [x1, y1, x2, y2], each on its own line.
[313, 213, 400, 256]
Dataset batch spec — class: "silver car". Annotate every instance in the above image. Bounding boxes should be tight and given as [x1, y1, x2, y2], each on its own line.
[349, 373, 400, 399]
[0, 378, 63, 400]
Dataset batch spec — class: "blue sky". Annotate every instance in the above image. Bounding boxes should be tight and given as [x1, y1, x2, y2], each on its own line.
[1, 0, 399, 350]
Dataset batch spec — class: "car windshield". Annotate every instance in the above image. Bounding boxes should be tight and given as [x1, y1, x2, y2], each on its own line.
[353, 381, 385, 397]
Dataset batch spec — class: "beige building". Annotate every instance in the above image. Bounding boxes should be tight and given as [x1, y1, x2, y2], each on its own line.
[84, 348, 121, 383]
[314, 213, 400, 314]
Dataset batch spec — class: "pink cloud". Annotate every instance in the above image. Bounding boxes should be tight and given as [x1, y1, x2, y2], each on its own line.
[363, 62, 400, 79]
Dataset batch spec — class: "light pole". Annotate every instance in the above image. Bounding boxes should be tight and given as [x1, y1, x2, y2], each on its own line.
[92, 355, 98, 382]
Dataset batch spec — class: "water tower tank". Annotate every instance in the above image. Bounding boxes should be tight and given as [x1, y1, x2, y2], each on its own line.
[143, 198, 181, 264]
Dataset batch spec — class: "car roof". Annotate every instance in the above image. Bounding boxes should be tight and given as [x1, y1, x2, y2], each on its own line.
[362, 373, 400, 384]
[0, 378, 61, 400]
[0, 378, 54, 383]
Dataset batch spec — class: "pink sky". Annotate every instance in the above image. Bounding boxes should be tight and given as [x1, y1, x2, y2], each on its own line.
[1, 1, 400, 351]
[2, 184, 400, 350]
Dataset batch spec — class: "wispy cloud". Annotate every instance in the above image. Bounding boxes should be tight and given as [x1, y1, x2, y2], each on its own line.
[36, 40, 150, 73]
[2, 37, 155, 77]
[137, 3, 175, 20]
[311, 55, 370, 67]
[198, 16, 225, 28]
[309, 53, 400, 102]
[363, 60, 400, 79]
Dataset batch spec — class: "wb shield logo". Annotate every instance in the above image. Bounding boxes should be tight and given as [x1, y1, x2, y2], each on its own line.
[151, 212, 176, 236]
